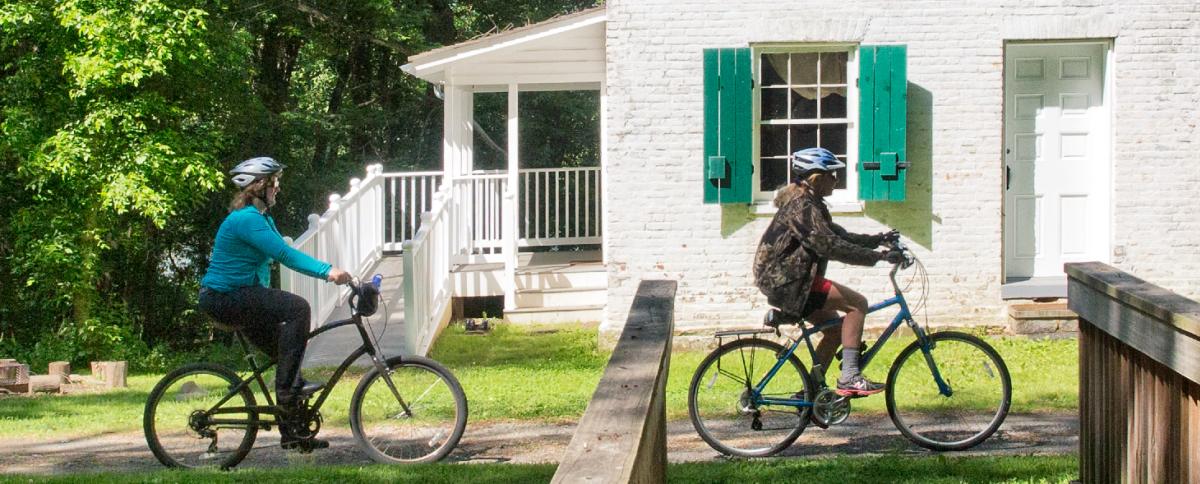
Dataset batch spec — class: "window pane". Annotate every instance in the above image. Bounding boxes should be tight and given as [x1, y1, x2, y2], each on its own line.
[789, 124, 817, 153]
[820, 52, 848, 85]
[834, 162, 848, 190]
[761, 54, 787, 86]
[761, 124, 789, 157]
[761, 88, 788, 120]
[821, 87, 847, 119]
[760, 158, 789, 191]
[790, 89, 817, 119]
[790, 53, 817, 85]
[819, 124, 847, 156]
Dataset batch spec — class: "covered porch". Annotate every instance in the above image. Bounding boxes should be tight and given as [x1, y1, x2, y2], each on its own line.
[284, 7, 609, 357]
[397, 6, 608, 324]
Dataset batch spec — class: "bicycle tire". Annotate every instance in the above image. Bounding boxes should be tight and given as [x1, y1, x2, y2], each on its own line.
[885, 331, 1011, 451]
[144, 362, 258, 469]
[349, 355, 468, 464]
[688, 338, 813, 457]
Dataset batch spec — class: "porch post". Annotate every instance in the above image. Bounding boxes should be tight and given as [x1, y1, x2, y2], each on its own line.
[443, 81, 474, 258]
[504, 84, 520, 310]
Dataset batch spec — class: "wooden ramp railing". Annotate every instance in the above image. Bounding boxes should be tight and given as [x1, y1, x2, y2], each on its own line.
[552, 280, 676, 484]
[1067, 262, 1200, 484]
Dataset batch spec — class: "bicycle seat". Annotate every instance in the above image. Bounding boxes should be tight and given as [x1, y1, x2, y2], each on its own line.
[763, 308, 805, 328]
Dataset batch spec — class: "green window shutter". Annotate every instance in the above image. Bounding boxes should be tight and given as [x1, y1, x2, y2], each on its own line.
[858, 45, 908, 201]
[703, 48, 753, 204]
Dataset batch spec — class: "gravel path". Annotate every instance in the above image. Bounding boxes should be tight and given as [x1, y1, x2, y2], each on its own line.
[0, 412, 1077, 475]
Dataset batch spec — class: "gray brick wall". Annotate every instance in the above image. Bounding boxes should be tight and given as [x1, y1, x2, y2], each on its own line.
[601, 1, 1200, 333]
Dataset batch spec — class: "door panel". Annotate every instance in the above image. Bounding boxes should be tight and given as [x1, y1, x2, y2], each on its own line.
[1004, 43, 1109, 279]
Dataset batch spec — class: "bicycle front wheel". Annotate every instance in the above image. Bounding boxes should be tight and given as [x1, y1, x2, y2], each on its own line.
[886, 331, 1011, 451]
[143, 363, 258, 469]
[688, 338, 813, 457]
[349, 355, 468, 463]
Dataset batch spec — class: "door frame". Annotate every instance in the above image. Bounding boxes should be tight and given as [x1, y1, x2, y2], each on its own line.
[1001, 39, 1114, 287]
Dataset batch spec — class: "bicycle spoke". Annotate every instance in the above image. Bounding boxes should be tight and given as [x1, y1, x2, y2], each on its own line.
[351, 358, 465, 464]
[689, 339, 811, 457]
[886, 333, 1010, 451]
[717, 368, 749, 386]
[145, 365, 257, 469]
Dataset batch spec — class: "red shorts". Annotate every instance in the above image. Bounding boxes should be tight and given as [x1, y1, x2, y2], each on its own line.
[800, 277, 833, 317]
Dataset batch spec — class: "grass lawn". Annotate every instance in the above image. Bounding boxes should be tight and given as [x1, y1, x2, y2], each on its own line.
[0, 454, 1079, 483]
[0, 323, 1078, 440]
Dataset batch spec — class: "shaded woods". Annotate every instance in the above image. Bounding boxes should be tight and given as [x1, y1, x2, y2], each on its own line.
[0, 0, 600, 370]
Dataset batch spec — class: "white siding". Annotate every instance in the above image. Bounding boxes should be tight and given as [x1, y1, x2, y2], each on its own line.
[602, 1, 1200, 334]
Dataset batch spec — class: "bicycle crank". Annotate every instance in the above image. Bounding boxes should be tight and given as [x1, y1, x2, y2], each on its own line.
[813, 388, 851, 426]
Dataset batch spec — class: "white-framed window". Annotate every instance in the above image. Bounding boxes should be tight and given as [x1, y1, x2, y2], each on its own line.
[753, 45, 859, 209]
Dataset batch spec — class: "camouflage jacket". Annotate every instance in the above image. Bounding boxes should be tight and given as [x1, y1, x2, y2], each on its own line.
[753, 187, 885, 296]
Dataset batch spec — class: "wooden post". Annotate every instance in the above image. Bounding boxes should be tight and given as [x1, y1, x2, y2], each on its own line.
[552, 280, 676, 484]
[48, 361, 70, 383]
[103, 361, 128, 388]
[0, 359, 16, 381]
[28, 375, 62, 394]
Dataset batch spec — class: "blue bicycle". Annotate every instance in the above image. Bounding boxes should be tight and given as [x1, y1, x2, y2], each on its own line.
[687, 240, 1011, 457]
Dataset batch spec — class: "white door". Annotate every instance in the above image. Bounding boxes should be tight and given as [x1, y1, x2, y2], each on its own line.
[1004, 42, 1110, 279]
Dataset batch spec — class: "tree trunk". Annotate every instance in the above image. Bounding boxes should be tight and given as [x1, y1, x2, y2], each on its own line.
[310, 53, 353, 169]
[347, 41, 374, 163]
[257, 21, 304, 114]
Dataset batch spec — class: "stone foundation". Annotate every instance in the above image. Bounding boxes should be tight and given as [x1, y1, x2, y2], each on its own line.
[1008, 302, 1078, 338]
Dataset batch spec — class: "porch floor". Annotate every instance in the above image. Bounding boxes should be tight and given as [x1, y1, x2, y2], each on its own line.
[451, 249, 603, 274]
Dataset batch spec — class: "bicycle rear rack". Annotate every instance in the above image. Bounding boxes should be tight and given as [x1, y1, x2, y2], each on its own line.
[713, 327, 778, 347]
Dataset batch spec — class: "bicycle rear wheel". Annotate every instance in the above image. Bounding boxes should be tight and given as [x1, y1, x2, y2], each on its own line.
[688, 338, 813, 457]
[144, 363, 258, 469]
[349, 355, 468, 463]
[886, 331, 1011, 451]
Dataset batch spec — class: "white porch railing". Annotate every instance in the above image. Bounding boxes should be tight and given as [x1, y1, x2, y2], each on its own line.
[380, 166, 602, 252]
[402, 183, 456, 356]
[382, 171, 443, 251]
[452, 172, 508, 254]
[281, 164, 386, 329]
[281, 164, 602, 354]
[519, 167, 602, 246]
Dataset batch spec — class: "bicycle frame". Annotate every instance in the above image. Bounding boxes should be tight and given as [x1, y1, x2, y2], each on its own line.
[749, 263, 952, 409]
[201, 304, 412, 429]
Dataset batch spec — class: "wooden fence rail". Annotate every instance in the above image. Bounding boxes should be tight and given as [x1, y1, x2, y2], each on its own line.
[1067, 262, 1200, 484]
[552, 280, 677, 484]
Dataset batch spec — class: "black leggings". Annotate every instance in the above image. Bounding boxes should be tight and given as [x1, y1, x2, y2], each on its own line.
[198, 286, 310, 400]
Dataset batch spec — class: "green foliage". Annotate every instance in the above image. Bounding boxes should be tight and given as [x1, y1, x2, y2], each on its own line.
[0, 1, 603, 368]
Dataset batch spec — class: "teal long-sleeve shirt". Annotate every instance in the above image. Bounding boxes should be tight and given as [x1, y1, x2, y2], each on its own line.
[200, 206, 331, 292]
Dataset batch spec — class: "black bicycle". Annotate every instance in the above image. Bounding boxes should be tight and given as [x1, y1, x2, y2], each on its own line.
[144, 276, 468, 469]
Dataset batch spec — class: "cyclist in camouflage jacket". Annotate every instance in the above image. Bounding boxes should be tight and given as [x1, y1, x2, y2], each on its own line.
[753, 147, 903, 396]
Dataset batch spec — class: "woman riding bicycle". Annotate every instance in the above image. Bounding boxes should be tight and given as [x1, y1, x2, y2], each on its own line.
[197, 156, 351, 448]
[753, 147, 904, 397]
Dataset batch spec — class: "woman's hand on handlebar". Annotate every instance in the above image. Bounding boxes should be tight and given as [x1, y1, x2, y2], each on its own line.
[327, 267, 352, 285]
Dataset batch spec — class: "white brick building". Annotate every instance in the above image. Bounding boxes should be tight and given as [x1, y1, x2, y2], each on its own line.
[401, 2, 1200, 336]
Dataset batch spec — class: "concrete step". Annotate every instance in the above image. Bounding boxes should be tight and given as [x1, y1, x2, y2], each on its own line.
[504, 304, 603, 324]
[515, 286, 606, 308]
[515, 264, 606, 290]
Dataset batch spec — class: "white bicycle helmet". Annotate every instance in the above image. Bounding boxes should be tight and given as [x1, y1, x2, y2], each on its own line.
[790, 147, 846, 177]
[229, 157, 286, 188]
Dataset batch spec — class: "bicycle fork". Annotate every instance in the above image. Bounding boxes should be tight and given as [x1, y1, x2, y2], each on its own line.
[356, 321, 415, 417]
[910, 321, 954, 397]
[371, 355, 414, 417]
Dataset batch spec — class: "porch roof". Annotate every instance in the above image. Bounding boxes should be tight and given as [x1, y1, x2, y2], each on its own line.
[401, 6, 605, 90]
